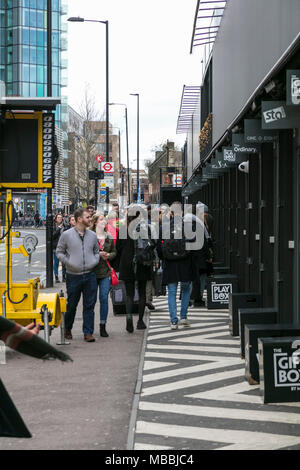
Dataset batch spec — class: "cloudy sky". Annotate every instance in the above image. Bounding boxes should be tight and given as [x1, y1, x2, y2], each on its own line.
[66, 0, 202, 168]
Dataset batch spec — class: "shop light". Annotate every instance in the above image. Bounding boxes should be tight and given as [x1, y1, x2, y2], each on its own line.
[265, 80, 276, 94]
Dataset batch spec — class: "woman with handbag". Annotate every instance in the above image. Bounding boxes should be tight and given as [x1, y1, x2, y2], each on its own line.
[90, 213, 117, 337]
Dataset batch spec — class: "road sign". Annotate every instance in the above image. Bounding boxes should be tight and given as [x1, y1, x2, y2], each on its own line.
[96, 154, 104, 163]
[104, 175, 114, 189]
[102, 162, 114, 174]
[174, 174, 183, 187]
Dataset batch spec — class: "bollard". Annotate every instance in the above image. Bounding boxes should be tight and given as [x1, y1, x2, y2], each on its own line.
[0, 340, 6, 365]
[41, 305, 50, 344]
[56, 290, 70, 346]
[2, 291, 7, 318]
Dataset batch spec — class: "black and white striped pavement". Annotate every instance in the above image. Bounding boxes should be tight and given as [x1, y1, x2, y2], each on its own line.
[131, 293, 300, 450]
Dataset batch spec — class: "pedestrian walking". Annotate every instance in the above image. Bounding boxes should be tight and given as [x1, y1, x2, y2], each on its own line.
[116, 206, 155, 333]
[158, 202, 193, 330]
[34, 211, 40, 228]
[183, 209, 212, 307]
[53, 213, 67, 282]
[90, 212, 117, 338]
[87, 205, 95, 218]
[56, 208, 100, 342]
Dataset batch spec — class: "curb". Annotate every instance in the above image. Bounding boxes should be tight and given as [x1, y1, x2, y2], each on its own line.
[126, 310, 150, 451]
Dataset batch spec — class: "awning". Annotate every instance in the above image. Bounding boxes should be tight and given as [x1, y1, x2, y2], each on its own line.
[176, 85, 201, 134]
[190, 0, 227, 54]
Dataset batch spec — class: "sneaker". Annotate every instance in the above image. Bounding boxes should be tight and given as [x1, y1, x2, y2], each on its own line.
[170, 321, 178, 330]
[84, 334, 95, 342]
[137, 319, 147, 330]
[126, 314, 134, 333]
[179, 318, 191, 327]
[146, 302, 155, 311]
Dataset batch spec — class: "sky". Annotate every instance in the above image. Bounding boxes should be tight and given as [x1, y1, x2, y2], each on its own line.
[65, 0, 202, 169]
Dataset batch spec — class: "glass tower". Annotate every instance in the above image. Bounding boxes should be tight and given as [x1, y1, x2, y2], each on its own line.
[0, 0, 68, 124]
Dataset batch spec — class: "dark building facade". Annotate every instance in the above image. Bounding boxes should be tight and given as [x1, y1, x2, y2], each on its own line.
[182, 0, 300, 323]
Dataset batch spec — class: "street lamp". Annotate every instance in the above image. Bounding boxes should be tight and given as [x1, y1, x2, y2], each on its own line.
[68, 16, 110, 208]
[130, 93, 140, 203]
[109, 103, 130, 204]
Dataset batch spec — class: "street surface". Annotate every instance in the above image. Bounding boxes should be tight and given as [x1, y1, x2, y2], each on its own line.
[0, 227, 46, 284]
[132, 295, 300, 450]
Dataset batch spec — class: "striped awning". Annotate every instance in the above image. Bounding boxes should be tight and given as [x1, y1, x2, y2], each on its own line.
[190, 0, 227, 53]
[176, 85, 201, 134]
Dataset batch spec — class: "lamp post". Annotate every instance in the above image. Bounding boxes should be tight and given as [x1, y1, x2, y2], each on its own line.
[130, 93, 139, 203]
[68, 16, 110, 208]
[109, 103, 130, 204]
[46, 0, 53, 288]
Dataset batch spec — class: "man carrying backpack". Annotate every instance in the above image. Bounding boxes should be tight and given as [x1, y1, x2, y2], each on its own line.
[157, 202, 193, 330]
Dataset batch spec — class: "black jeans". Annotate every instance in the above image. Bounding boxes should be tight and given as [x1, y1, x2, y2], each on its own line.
[125, 280, 147, 319]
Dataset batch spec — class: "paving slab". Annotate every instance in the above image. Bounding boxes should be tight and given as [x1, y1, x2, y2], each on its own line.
[0, 283, 145, 450]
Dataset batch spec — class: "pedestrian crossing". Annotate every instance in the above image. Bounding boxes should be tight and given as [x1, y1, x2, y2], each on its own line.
[132, 294, 300, 450]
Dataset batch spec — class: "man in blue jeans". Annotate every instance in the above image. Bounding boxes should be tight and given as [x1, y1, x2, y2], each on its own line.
[56, 208, 100, 342]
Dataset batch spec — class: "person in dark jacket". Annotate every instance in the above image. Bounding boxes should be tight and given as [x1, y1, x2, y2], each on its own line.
[53, 213, 67, 282]
[90, 212, 117, 338]
[157, 205, 194, 329]
[116, 208, 155, 333]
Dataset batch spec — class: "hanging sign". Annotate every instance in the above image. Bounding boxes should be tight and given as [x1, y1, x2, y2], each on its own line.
[287, 70, 300, 105]
[262, 101, 300, 129]
[210, 151, 230, 172]
[232, 134, 259, 155]
[222, 147, 244, 166]
[244, 119, 278, 143]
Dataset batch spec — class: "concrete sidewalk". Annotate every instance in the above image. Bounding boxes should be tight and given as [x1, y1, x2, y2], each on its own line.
[0, 282, 146, 450]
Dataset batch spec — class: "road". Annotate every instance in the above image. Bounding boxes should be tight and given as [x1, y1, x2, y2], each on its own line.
[0, 227, 47, 284]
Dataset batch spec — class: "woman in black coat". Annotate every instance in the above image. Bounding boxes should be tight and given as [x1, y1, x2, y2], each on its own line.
[116, 211, 154, 333]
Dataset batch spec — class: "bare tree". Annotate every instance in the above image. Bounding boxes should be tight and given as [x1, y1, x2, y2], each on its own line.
[70, 85, 105, 205]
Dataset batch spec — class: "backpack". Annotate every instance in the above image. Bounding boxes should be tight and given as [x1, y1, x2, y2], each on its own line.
[161, 224, 187, 261]
[134, 237, 154, 267]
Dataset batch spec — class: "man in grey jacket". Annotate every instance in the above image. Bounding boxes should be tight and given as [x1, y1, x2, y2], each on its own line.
[56, 207, 100, 342]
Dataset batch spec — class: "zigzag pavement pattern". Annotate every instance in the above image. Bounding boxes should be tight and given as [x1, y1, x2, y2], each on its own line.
[132, 293, 300, 450]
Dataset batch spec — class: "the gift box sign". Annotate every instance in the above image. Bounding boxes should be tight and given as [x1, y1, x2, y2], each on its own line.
[273, 351, 300, 388]
[211, 283, 232, 303]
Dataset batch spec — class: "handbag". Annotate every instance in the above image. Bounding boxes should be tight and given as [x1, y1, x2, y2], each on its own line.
[106, 260, 119, 286]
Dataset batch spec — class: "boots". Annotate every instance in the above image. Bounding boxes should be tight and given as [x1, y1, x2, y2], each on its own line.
[126, 314, 134, 333]
[137, 314, 147, 330]
[55, 275, 59, 283]
[100, 323, 109, 337]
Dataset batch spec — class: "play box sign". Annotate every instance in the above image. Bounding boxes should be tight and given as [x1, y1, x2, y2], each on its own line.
[207, 275, 238, 310]
[259, 337, 300, 403]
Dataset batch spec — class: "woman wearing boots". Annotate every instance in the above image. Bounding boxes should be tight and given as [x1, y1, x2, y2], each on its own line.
[90, 212, 117, 337]
[116, 208, 155, 333]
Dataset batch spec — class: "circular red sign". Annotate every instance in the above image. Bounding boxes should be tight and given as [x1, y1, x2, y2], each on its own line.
[103, 162, 113, 172]
[96, 154, 104, 163]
